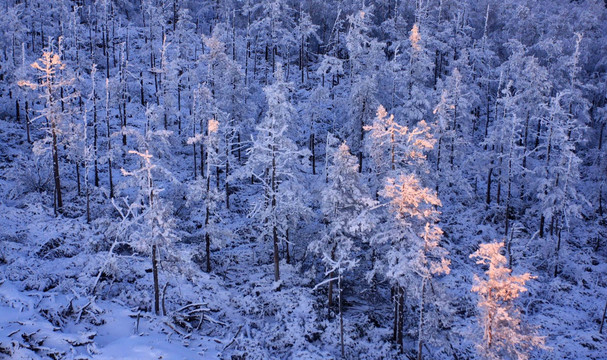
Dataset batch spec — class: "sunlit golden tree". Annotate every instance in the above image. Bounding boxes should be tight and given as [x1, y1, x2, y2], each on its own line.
[471, 242, 545, 360]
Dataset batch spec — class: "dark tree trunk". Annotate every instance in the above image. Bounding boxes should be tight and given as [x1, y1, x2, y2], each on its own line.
[285, 228, 290, 264]
[311, 132, 316, 175]
[486, 167, 493, 205]
[152, 244, 160, 315]
[93, 88, 99, 187]
[51, 118, 63, 212]
[540, 215, 545, 238]
[140, 71, 145, 106]
[25, 101, 31, 144]
[273, 224, 280, 282]
[226, 146, 230, 209]
[76, 162, 81, 196]
[105, 83, 114, 199]
[397, 286, 405, 352]
[205, 175, 211, 272]
[339, 274, 345, 358]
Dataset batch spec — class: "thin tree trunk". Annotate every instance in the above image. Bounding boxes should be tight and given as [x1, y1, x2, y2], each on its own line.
[200, 143, 204, 178]
[273, 224, 280, 282]
[226, 145, 230, 209]
[486, 167, 493, 205]
[105, 78, 114, 198]
[397, 286, 404, 352]
[311, 132, 316, 175]
[86, 185, 90, 224]
[540, 215, 545, 238]
[358, 100, 366, 173]
[140, 71, 145, 106]
[93, 87, 99, 187]
[417, 279, 426, 360]
[600, 298, 607, 334]
[554, 220, 562, 277]
[238, 132, 242, 163]
[25, 101, 31, 144]
[328, 245, 335, 310]
[51, 118, 63, 212]
[193, 119, 197, 178]
[15, 100, 20, 126]
[339, 272, 345, 358]
[285, 228, 290, 264]
[205, 233, 211, 272]
[152, 244, 160, 315]
[205, 170, 211, 272]
[76, 162, 81, 196]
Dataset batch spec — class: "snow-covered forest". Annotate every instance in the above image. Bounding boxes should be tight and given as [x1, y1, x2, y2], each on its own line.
[0, 0, 606, 358]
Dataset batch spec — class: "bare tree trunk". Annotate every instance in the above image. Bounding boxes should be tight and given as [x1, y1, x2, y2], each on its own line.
[358, 101, 366, 173]
[86, 186, 90, 224]
[152, 244, 160, 315]
[25, 101, 31, 144]
[76, 162, 81, 196]
[51, 117, 63, 212]
[193, 120, 197, 178]
[436, 136, 442, 171]
[105, 78, 114, 198]
[311, 132, 316, 175]
[205, 173, 211, 272]
[339, 272, 345, 358]
[200, 143, 205, 178]
[15, 99, 20, 126]
[140, 71, 145, 106]
[486, 167, 493, 205]
[417, 279, 427, 360]
[397, 286, 404, 352]
[540, 215, 545, 238]
[273, 224, 280, 282]
[285, 228, 290, 264]
[238, 132, 242, 163]
[393, 286, 398, 342]
[205, 232, 211, 272]
[226, 145, 230, 209]
[93, 88, 99, 187]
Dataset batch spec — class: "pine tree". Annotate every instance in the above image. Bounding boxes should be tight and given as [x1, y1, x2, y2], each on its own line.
[19, 47, 76, 214]
[345, 7, 384, 172]
[121, 149, 178, 315]
[366, 104, 448, 354]
[470, 241, 545, 360]
[310, 138, 375, 355]
[243, 64, 309, 282]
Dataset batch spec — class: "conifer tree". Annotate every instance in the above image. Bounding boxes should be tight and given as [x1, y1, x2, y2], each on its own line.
[19, 47, 76, 213]
[121, 149, 178, 315]
[244, 64, 309, 282]
[470, 242, 545, 360]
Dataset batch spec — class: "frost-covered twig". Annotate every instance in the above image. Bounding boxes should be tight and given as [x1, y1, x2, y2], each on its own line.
[222, 325, 243, 351]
